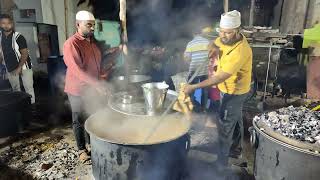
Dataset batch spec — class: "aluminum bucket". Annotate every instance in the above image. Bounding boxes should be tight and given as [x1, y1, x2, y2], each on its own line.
[142, 82, 169, 115]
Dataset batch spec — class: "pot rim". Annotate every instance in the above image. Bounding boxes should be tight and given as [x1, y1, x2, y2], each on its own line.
[86, 89, 189, 146]
[85, 112, 191, 146]
[112, 75, 151, 83]
[87, 127, 190, 146]
[252, 119, 320, 156]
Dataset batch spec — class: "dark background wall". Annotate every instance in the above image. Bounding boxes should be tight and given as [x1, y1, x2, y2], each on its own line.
[77, 0, 254, 46]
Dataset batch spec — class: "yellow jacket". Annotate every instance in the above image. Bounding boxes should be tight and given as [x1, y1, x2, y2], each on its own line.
[214, 35, 252, 95]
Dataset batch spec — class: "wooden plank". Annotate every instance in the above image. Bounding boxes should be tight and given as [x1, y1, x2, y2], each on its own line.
[280, 0, 309, 34]
[119, 0, 128, 57]
[306, 0, 320, 28]
[224, 0, 229, 13]
[249, 0, 255, 27]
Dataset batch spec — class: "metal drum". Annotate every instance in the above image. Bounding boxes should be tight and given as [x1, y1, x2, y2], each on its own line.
[0, 91, 31, 137]
[250, 120, 320, 180]
[85, 108, 191, 180]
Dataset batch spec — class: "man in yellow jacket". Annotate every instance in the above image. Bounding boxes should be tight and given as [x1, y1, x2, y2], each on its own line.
[184, 10, 252, 169]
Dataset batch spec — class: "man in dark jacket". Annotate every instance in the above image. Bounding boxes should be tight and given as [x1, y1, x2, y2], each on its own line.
[0, 14, 35, 104]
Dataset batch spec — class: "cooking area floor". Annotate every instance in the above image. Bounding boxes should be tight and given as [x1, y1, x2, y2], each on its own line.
[0, 114, 252, 180]
[0, 81, 296, 180]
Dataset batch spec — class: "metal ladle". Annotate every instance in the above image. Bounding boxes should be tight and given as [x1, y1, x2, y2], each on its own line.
[143, 60, 209, 143]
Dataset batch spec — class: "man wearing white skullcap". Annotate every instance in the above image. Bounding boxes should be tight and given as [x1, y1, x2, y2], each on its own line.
[184, 10, 252, 170]
[63, 10, 106, 164]
[76, 10, 95, 21]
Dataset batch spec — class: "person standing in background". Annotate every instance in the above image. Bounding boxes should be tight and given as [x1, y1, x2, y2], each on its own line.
[184, 27, 213, 112]
[64, 10, 107, 164]
[207, 41, 220, 112]
[0, 14, 35, 104]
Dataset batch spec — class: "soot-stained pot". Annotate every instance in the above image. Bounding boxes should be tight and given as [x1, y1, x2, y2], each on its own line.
[85, 108, 191, 180]
[250, 119, 320, 180]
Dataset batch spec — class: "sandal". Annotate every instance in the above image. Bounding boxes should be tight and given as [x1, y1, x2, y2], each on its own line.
[79, 150, 91, 165]
[85, 144, 91, 155]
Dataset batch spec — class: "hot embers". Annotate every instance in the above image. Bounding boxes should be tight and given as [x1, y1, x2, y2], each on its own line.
[254, 106, 320, 144]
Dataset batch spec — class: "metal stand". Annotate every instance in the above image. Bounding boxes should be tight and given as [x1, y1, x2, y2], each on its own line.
[262, 41, 273, 102]
[258, 41, 274, 111]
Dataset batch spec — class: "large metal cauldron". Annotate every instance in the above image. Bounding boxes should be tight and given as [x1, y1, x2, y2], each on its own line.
[250, 119, 320, 180]
[85, 108, 191, 180]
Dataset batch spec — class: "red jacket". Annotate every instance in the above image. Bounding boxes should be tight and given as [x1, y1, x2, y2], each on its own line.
[208, 54, 220, 101]
[63, 32, 102, 96]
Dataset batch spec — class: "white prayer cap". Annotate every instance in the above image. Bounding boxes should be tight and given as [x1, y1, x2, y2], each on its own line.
[76, 10, 95, 21]
[219, 10, 241, 29]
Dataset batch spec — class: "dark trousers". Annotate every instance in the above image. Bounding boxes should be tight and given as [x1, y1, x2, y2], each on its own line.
[208, 99, 220, 113]
[68, 94, 90, 151]
[188, 75, 208, 111]
[217, 93, 248, 165]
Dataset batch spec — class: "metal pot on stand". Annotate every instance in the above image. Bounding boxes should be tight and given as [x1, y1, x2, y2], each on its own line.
[110, 75, 151, 94]
[85, 108, 190, 180]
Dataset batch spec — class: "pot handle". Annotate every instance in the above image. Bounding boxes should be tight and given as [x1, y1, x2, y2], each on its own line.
[249, 126, 258, 149]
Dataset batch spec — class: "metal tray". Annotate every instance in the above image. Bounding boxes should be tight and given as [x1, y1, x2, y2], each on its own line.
[108, 90, 178, 116]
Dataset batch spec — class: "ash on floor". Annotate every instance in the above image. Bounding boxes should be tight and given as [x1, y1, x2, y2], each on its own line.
[0, 115, 251, 180]
[0, 128, 92, 180]
[2, 89, 302, 180]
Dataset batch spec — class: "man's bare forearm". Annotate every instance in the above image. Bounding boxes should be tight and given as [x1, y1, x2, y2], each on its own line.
[19, 55, 28, 67]
[18, 49, 29, 67]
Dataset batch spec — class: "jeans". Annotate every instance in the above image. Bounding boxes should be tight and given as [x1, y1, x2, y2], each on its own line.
[7, 69, 35, 104]
[188, 75, 208, 111]
[217, 93, 248, 165]
[68, 94, 90, 151]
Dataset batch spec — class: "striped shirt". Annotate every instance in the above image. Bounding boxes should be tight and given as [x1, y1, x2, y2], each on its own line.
[184, 35, 209, 76]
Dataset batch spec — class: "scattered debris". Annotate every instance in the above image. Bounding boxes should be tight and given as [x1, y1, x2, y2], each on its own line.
[0, 137, 80, 179]
[41, 163, 53, 170]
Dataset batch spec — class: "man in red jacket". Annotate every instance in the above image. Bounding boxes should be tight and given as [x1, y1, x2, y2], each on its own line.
[64, 10, 105, 164]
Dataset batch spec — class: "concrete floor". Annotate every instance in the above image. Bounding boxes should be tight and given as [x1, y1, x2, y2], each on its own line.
[0, 112, 253, 180]
[0, 83, 299, 180]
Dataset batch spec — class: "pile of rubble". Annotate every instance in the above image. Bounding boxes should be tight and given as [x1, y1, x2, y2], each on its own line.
[0, 137, 80, 179]
[254, 106, 320, 144]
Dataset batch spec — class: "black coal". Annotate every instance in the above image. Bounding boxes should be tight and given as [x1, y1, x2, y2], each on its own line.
[254, 106, 320, 144]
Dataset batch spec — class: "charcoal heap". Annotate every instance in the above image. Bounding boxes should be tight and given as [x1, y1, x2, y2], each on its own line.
[0, 139, 79, 179]
[254, 106, 320, 144]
